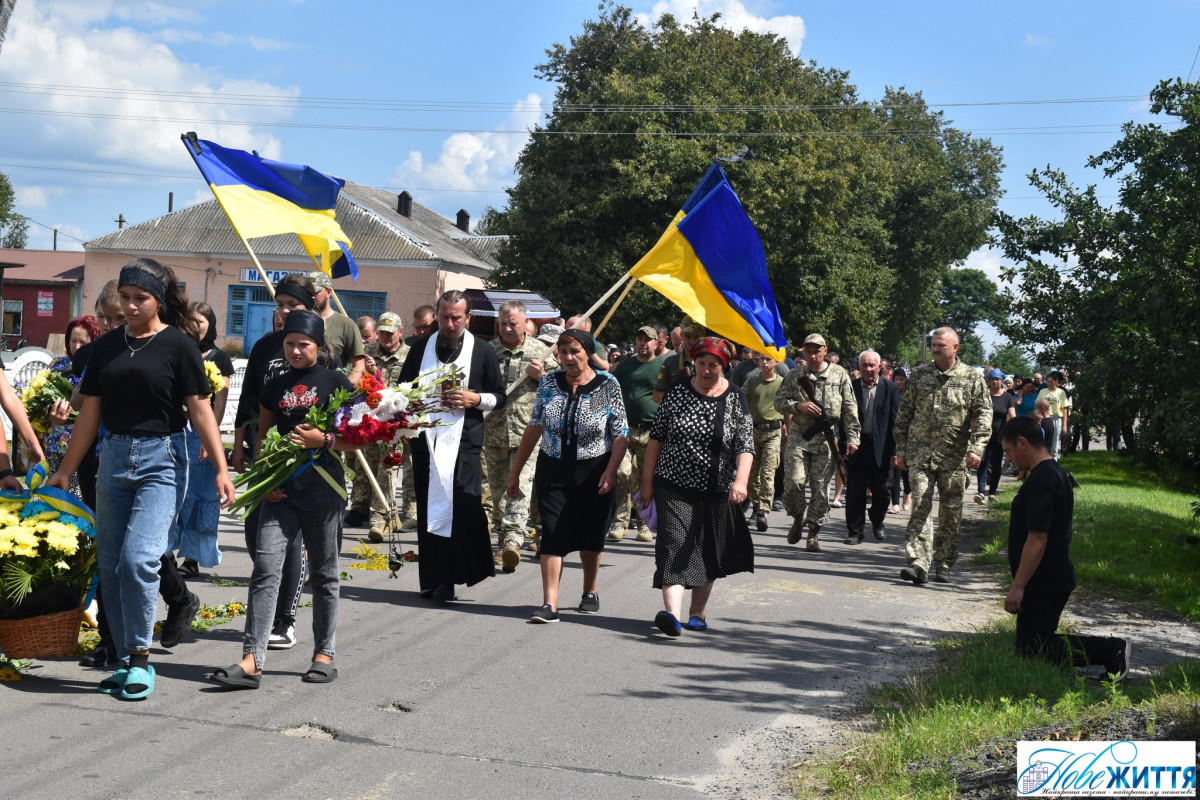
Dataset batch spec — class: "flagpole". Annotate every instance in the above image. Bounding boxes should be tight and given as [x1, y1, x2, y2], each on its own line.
[593, 276, 637, 337]
[576, 272, 633, 325]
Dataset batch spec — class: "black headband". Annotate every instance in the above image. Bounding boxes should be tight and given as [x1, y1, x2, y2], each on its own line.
[281, 309, 325, 348]
[275, 281, 315, 310]
[557, 327, 596, 356]
[118, 265, 166, 305]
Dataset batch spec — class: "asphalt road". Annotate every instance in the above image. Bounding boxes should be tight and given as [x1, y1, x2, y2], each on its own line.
[1, 492, 994, 800]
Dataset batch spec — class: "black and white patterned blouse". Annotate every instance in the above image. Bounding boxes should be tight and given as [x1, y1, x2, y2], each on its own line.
[530, 370, 628, 462]
[651, 380, 755, 497]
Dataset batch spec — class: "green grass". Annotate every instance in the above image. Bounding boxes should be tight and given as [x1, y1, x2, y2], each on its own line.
[975, 450, 1200, 621]
[793, 452, 1200, 799]
[794, 621, 1200, 799]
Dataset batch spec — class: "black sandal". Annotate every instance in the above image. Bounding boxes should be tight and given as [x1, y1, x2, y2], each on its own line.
[179, 559, 201, 579]
[301, 660, 337, 684]
[209, 664, 261, 690]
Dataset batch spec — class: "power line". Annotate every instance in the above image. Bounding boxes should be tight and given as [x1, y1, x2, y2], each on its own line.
[1189, 43, 1200, 82]
[0, 105, 1168, 138]
[0, 80, 1152, 113]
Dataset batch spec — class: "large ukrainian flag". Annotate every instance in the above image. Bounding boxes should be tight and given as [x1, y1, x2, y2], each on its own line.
[181, 133, 358, 279]
[630, 163, 787, 360]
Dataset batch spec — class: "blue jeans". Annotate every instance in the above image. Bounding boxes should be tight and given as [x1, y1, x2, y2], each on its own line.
[169, 426, 222, 567]
[96, 433, 189, 656]
[244, 468, 342, 670]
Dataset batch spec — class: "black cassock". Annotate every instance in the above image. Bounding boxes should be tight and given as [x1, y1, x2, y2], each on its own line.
[399, 333, 506, 591]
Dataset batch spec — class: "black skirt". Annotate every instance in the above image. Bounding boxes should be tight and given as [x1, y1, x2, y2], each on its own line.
[535, 451, 615, 557]
[653, 481, 754, 589]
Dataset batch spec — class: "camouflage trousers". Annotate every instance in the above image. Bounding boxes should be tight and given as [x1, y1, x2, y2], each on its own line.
[749, 427, 782, 512]
[349, 443, 399, 529]
[611, 427, 652, 533]
[484, 442, 534, 547]
[783, 442, 835, 529]
[904, 465, 969, 573]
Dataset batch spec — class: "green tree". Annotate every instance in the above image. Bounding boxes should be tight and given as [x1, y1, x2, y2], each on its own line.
[487, 4, 1002, 351]
[938, 267, 1003, 338]
[987, 342, 1033, 376]
[0, 171, 28, 248]
[996, 79, 1200, 466]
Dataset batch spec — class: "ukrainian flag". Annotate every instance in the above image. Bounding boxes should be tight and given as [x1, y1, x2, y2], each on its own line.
[181, 133, 358, 279]
[629, 163, 787, 360]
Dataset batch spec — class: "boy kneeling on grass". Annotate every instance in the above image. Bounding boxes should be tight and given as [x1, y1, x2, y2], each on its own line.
[1001, 415, 1130, 682]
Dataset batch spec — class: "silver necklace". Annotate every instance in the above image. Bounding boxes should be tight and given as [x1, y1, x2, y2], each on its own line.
[124, 326, 162, 357]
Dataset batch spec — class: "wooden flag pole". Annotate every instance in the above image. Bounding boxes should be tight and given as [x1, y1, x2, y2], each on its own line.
[593, 276, 637, 338]
[575, 271, 633, 324]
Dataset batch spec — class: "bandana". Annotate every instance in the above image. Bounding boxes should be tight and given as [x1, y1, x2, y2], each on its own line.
[282, 309, 326, 348]
[275, 281, 315, 310]
[557, 327, 596, 357]
[691, 336, 734, 367]
[118, 265, 166, 305]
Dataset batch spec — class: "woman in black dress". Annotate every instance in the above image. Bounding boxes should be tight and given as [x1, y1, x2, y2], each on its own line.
[506, 328, 628, 623]
[641, 337, 754, 637]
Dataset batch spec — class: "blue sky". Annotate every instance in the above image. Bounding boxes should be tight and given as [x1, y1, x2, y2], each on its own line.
[3, 0, 1198, 345]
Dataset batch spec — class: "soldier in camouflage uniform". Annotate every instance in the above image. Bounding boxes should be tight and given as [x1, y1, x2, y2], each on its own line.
[348, 312, 411, 542]
[774, 334, 860, 552]
[893, 327, 991, 585]
[483, 300, 558, 572]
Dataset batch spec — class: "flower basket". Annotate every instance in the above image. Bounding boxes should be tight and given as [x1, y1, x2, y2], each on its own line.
[0, 604, 84, 658]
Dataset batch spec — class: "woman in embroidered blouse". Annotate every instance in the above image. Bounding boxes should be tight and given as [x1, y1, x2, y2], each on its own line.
[641, 337, 755, 637]
[506, 328, 628, 623]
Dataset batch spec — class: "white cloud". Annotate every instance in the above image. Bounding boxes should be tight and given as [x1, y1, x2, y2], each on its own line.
[1024, 34, 1051, 47]
[0, 2, 295, 173]
[392, 94, 544, 194]
[15, 185, 54, 210]
[25, 222, 88, 252]
[637, 0, 806, 56]
[963, 246, 1006, 284]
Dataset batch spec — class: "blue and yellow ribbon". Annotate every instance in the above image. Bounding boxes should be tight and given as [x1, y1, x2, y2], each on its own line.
[0, 461, 96, 528]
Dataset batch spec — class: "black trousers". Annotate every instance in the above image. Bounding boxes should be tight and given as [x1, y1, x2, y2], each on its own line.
[845, 436, 889, 538]
[1016, 590, 1123, 667]
[976, 438, 1005, 496]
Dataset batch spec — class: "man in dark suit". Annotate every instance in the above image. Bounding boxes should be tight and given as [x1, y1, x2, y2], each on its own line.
[844, 349, 900, 545]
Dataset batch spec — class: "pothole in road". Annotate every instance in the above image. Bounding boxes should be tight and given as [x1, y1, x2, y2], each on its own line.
[382, 701, 413, 713]
[281, 723, 337, 740]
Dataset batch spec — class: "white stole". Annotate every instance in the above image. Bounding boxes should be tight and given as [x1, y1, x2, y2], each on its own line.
[418, 330, 475, 538]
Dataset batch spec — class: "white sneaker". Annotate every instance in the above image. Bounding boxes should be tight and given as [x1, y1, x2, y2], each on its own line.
[974, 493, 986, 505]
[267, 623, 297, 650]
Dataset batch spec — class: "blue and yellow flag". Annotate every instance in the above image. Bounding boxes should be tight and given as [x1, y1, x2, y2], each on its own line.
[630, 163, 787, 360]
[181, 134, 358, 279]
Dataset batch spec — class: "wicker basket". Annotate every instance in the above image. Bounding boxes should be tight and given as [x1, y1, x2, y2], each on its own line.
[0, 605, 84, 659]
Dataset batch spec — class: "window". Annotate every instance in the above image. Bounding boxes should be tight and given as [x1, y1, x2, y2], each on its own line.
[2, 299, 23, 334]
[334, 290, 387, 321]
[227, 285, 274, 336]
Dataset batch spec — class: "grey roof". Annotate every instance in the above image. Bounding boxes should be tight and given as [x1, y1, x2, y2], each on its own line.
[85, 182, 503, 277]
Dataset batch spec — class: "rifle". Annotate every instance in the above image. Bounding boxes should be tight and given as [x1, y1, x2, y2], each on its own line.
[797, 374, 848, 481]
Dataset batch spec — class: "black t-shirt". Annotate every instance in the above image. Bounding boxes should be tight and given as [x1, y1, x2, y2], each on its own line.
[260, 364, 353, 482]
[989, 392, 1015, 437]
[1008, 458, 1076, 594]
[79, 326, 209, 435]
[205, 348, 235, 378]
[72, 340, 95, 379]
[235, 331, 288, 428]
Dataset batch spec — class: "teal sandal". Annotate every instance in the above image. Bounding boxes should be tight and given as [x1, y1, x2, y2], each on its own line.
[97, 668, 129, 695]
[120, 665, 155, 700]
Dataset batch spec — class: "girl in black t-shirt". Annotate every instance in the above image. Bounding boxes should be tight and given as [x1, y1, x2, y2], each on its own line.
[48, 258, 235, 701]
[211, 310, 358, 690]
[229, 274, 318, 651]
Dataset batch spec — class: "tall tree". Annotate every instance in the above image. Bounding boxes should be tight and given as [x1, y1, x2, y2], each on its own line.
[996, 79, 1200, 466]
[0, 171, 28, 248]
[938, 267, 1004, 337]
[0, 1, 16, 56]
[487, 4, 1002, 353]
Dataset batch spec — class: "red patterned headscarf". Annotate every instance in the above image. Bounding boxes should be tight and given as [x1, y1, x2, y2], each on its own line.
[691, 336, 735, 367]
